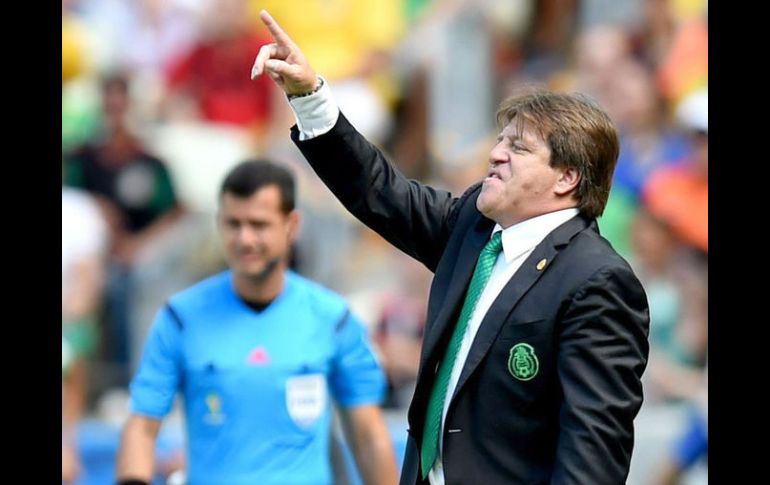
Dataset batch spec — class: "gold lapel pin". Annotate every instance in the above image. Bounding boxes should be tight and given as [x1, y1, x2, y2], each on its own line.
[536, 258, 547, 271]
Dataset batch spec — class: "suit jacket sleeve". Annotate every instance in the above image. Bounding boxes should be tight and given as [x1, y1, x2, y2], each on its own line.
[291, 112, 467, 271]
[552, 265, 650, 484]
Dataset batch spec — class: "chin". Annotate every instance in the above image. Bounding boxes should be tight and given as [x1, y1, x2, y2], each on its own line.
[476, 193, 495, 218]
[233, 263, 263, 276]
[243, 258, 282, 281]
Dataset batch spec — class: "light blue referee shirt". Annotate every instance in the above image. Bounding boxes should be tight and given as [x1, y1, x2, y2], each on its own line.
[129, 270, 386, 485]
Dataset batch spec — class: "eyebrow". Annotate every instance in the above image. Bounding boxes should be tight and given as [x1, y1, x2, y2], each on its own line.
[497, 133, 529, 146]
[497, 133, 520, 142]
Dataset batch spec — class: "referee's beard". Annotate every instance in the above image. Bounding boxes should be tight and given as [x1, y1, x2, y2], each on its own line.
[247, 256, 283, 284]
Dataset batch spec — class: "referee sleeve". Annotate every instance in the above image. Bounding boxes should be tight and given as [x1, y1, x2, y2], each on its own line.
[329, 309, 387, 408]
[128, 306, 184, 418]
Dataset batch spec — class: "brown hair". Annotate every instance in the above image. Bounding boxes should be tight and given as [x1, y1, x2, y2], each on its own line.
[220, 159, 296, 214]
[496, 87, 619, 218]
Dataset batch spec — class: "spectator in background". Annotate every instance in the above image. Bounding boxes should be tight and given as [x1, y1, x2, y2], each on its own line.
[102, 0, 198, 78]
[627, 85, 708, 485]
[656, 8, 708, 107]
[85, 0, 201, 123]
[64, 72, 185, 380]
[373, 252, 431, 409]
[652, 373, 708, 485]
[163, 0, 282, 148]
[638, 87, 709, 485]
[62, 181, 109, 484]
[595, 58, 691, 258]
[644, 88, 708, 254]
[651, 258, 708, 485]
[62, 0, 102, 154]
[116, 160, 398, 485]
[571, 24, 633, 103]
[608, 59, 691, 201]
[62, 0, 92, 85]
[630, 208, 705, 404]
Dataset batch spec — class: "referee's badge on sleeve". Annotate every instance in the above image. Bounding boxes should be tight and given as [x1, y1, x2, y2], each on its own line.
[286, 374, 327, 428]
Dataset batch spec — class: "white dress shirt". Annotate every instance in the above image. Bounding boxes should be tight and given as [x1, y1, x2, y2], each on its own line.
[288, 79, 580, 485]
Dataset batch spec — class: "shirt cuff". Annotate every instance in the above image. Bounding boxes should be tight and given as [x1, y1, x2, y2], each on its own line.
[288, 76, 340, 141]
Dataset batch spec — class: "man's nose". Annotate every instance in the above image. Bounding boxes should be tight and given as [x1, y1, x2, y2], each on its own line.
[237, 226, 260, 245]
[489, 141, 507, 165]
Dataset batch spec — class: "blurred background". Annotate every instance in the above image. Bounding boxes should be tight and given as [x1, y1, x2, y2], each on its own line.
[61, 0, 707, 483]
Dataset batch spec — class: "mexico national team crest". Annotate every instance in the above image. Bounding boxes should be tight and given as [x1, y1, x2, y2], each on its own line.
[508, 343, 539, 381]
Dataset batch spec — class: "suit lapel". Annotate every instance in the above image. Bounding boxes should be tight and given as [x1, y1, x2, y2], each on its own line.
[450, 214, 592, 402]
[420, 216, 495, 369]
[409, 215, 495, 439]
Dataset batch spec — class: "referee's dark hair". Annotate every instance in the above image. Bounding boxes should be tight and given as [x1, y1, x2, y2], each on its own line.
[219, 159, 296, 214]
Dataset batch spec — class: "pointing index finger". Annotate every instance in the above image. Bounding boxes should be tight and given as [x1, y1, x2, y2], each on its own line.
[259, 10, 295, 49]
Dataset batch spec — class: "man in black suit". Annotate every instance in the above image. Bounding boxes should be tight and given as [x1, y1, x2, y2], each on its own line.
[251, 10, 650, 485]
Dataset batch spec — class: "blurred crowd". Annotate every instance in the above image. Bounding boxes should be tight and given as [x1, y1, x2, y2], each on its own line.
[62, 0, 707, 484]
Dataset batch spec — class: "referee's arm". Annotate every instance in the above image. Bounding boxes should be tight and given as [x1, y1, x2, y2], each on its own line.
[116, 414, 162, 485]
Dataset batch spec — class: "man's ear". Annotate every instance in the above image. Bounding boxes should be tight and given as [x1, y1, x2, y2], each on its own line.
[554, 167, 581, 196]
[287, 210, 301, 241]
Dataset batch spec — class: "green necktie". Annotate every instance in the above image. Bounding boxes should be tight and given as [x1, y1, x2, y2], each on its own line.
[420, 231, 504, 478]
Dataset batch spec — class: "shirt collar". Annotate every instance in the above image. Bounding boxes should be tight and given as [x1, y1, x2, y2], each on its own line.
[492, 208, 580, 263]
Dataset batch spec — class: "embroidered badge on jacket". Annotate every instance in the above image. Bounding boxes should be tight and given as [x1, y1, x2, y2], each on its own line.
[508, 343, 539, 381]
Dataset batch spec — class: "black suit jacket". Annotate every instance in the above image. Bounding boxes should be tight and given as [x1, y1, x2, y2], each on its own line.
[292, 114, 650, 485]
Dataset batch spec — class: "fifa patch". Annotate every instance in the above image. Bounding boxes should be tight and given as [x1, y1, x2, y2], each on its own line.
[286, 374, 326, 428]
[204, 392, 226, 425]
[508, 343, 539, 381]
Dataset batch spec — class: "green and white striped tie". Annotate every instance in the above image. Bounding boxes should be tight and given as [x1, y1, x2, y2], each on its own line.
[420, 231, 503, 478]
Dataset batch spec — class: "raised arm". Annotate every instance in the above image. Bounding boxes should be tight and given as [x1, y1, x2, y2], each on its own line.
[251, 10, 463, 269]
